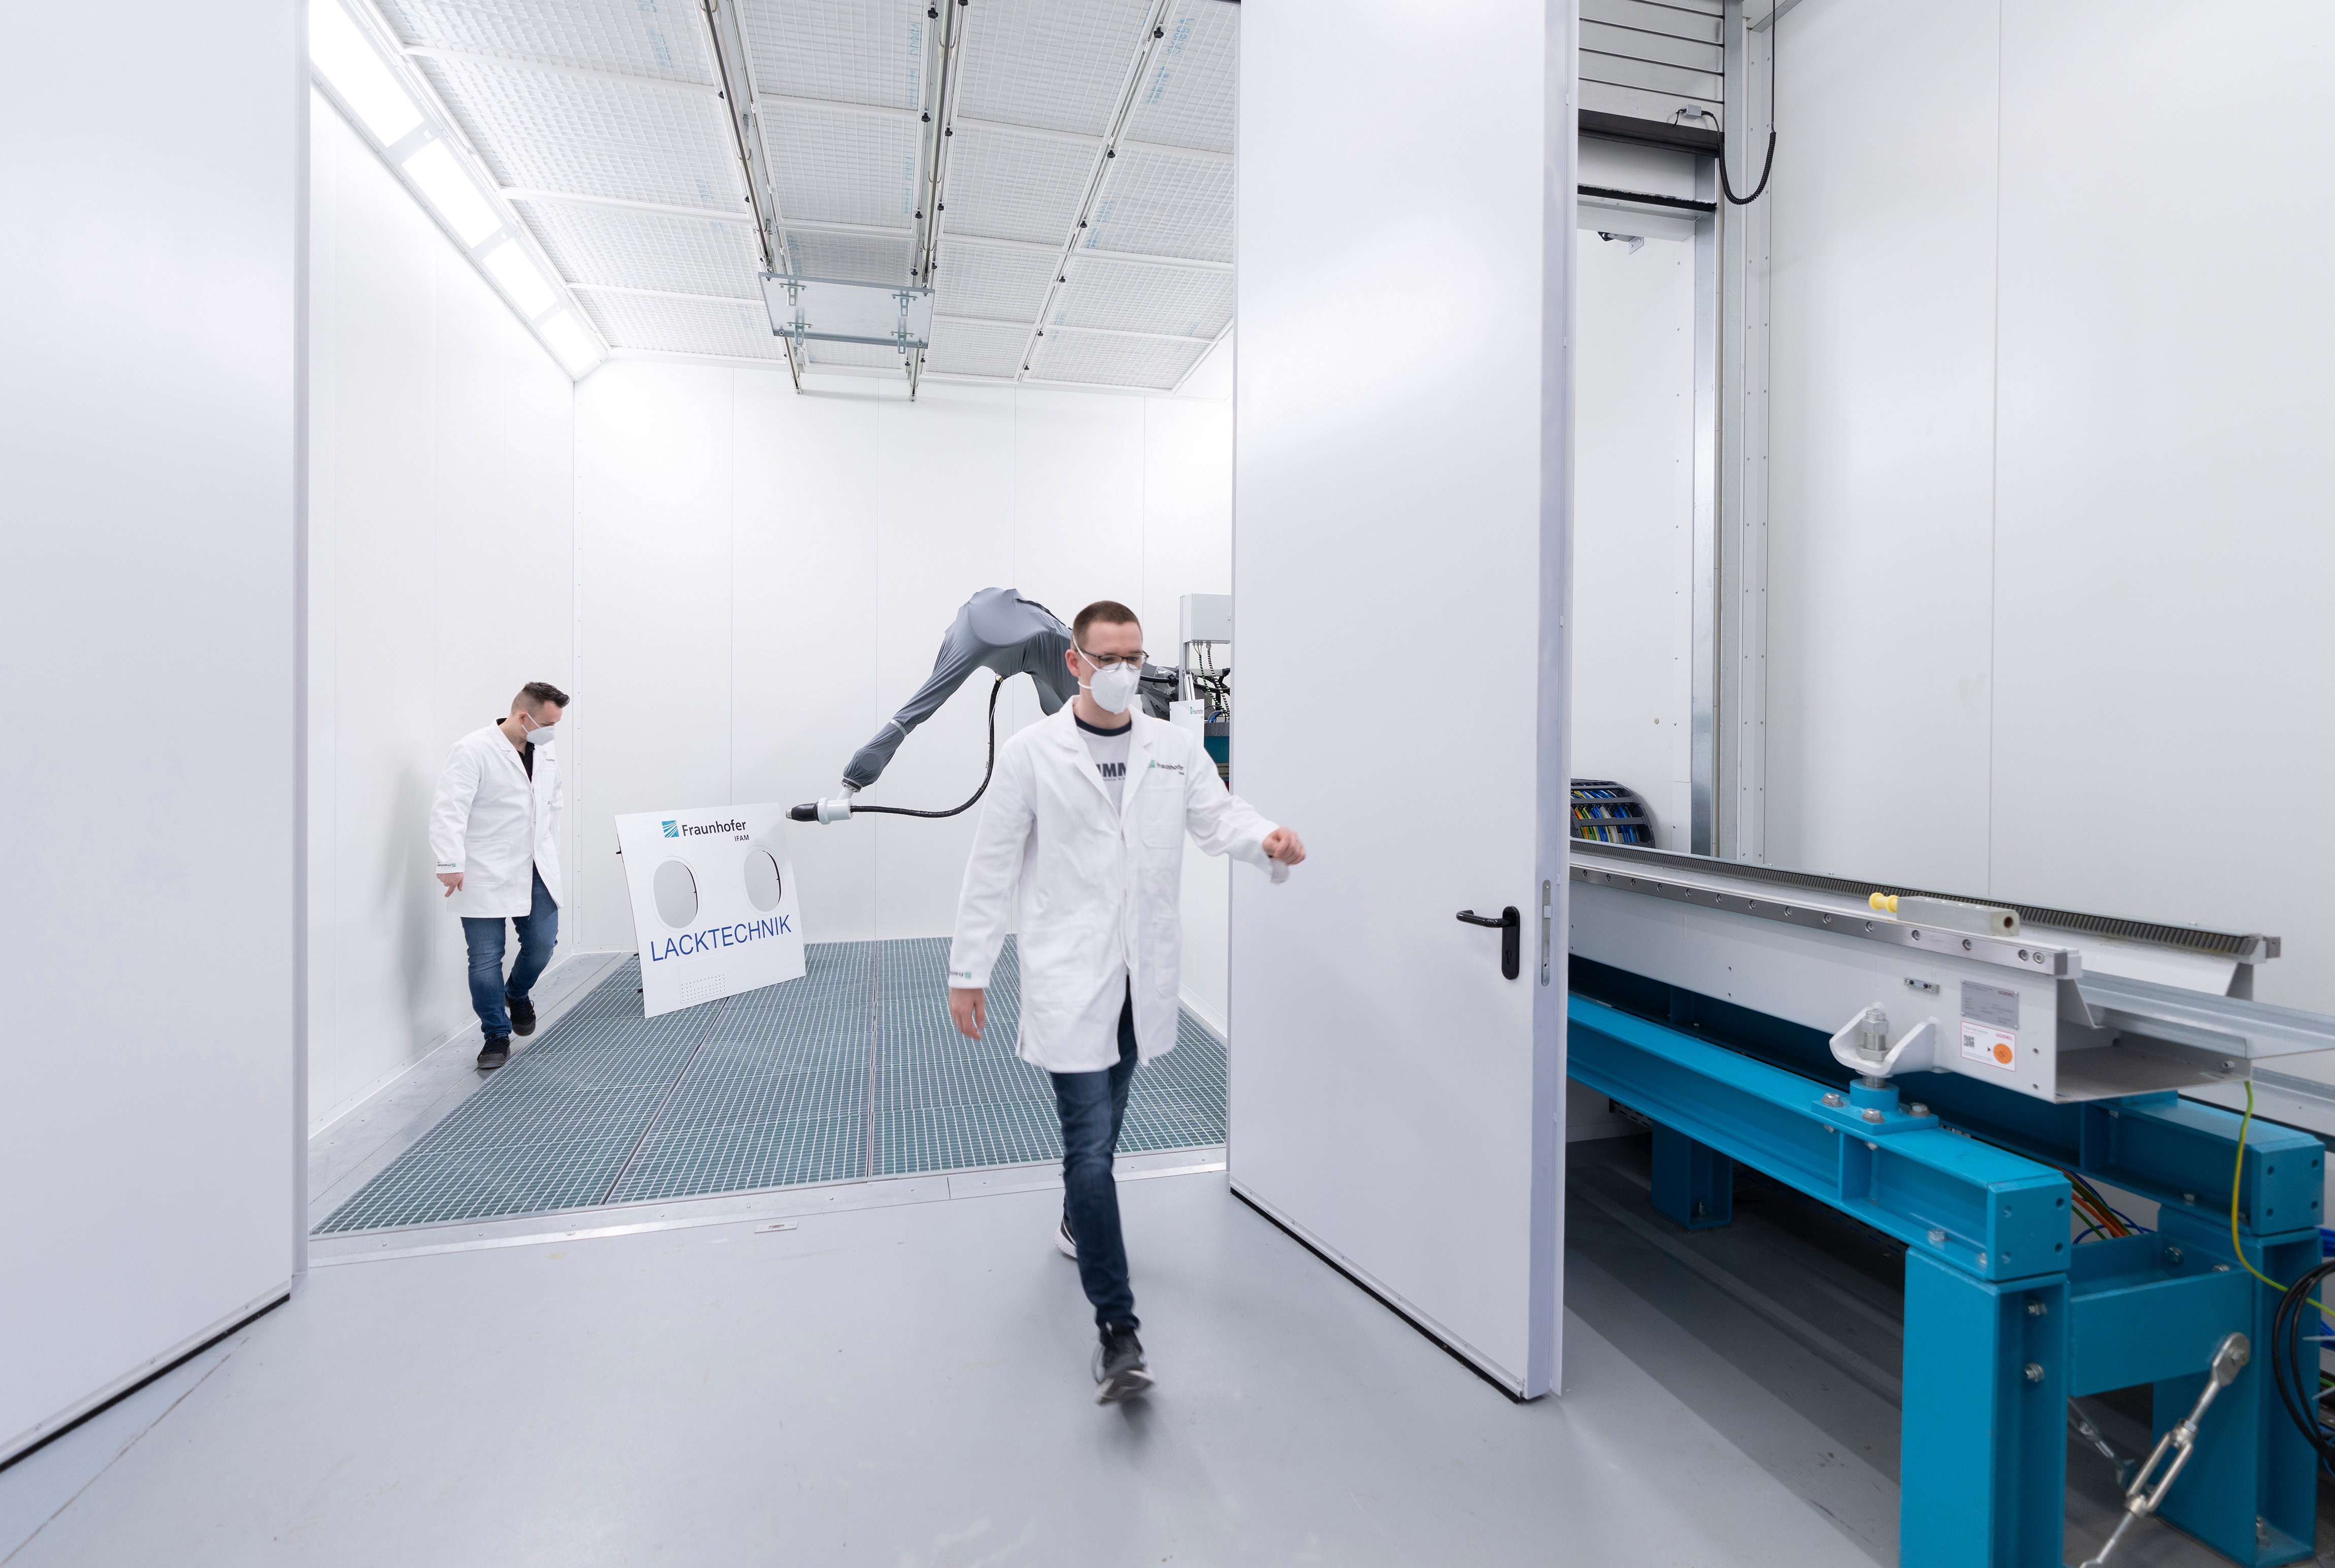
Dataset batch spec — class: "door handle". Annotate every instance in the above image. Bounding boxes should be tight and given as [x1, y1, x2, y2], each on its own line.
[1457, 906, 1521, 980]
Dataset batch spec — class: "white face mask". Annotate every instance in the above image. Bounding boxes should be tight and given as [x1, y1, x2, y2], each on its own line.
[1081, 656, 1142, 716]
[521, 719, 558, 746]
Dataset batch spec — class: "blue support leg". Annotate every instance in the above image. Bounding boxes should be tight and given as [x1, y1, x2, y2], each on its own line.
[1900, 1254, 2068, 1568]
[2148, 1211, 2317, 1566]
[1651, 1121, 1733, 1229]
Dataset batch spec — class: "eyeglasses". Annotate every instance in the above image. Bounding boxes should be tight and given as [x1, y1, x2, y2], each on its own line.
[1077, 648, 1147, 669]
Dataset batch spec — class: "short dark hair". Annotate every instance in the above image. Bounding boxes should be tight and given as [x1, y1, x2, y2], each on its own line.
[1071, 600, 1140, 645]
[514, 681, 570, 713]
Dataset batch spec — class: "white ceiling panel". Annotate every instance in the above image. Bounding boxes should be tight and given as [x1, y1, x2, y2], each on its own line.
[761, 103, 922, 228]
[954, 0, 1154, 136]
[924, 317, 1030, 379]
[1078, 144, 1230, 262]
[739, 0, 930, 109]
[578, 291, 787, 358]
[941, 123, 1093, 244]
[371, 0, 713, 85]
[1027, 328, 1206, 390]
[781, 229, 915, 285]
[1118, 0, 1234, 154]
[518, 199, 762, 297]
[932, 242, 1056, 322]
[1050, 255, 1229, 338]
[417, 56, 740, 210]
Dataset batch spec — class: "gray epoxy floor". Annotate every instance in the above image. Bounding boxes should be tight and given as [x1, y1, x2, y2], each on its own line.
[9, 1157, 1886, 1568]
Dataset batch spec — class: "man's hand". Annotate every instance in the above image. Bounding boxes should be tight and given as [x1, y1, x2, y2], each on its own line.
[438, 872, 464, 897]
[1262, 827, 1306, 867]
[949, 987, 986, 1040]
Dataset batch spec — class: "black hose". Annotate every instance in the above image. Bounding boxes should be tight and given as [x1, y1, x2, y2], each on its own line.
[795, 676, 1007, 822]
[2269, 1258, 2335, 1474]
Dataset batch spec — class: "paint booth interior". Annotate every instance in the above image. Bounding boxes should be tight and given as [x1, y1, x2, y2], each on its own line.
[10, 2, 2335, 1565]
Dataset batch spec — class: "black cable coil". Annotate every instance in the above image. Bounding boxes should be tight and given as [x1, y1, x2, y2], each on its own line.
[2269, 1258, 2335, 1473]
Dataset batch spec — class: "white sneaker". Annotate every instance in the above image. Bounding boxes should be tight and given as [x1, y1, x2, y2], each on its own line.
[1054, 1213, 1078, 1259]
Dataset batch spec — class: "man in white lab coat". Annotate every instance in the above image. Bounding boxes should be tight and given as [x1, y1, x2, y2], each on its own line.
[429, 681, 569, 1070]
[948, 603, 1304, 1403]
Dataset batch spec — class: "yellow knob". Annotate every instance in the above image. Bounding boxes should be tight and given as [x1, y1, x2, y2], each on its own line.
[1868, 892, 1898, 914]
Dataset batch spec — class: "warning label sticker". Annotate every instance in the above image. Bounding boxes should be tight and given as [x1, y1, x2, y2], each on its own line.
[1962, 1022, 2018, 1072]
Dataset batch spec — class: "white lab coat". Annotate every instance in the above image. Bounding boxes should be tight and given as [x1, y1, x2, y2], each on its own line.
[428, 722, 564, 918]
[948, 707, 1278, 1073]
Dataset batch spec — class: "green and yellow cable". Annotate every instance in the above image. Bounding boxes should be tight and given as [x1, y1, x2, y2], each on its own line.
[2231, 1082, 2327, 1315]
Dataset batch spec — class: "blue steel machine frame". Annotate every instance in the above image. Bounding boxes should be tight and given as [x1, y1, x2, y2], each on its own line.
[1569, 952, 2325, 1568]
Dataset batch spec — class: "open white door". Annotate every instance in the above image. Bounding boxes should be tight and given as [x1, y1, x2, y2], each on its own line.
[1229, 1, 1574, 1397]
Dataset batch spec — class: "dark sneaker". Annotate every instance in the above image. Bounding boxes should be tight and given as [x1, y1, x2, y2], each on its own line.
[477, 1037, 512, 1070]
[508, 995, 538, 1037]
[1093, 1323, 1153, 1404]
[1055, 1213, 1078, 1260]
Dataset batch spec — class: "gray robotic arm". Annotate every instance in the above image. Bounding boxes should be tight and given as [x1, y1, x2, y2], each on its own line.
[792, 588, 1080, 823]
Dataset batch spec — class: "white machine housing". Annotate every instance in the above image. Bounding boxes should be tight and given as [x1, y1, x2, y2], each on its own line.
[1567, 843, 2323, 1105]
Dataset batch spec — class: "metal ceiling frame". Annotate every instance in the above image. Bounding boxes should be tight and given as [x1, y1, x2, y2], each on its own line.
[359, 0, 1237, 394]
[1012, 0, 1177, 382]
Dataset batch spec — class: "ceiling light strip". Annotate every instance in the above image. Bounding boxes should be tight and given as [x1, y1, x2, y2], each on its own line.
[1016, 0, 1181, 383]
[309, 0, 605, 378]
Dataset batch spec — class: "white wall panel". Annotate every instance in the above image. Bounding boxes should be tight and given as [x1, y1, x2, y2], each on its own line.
[0, 0, 298, 1461]
[573, 363, 1234, 982]
[307, 99, 578, 1122]
[1763, 0, 2335, 1013]
[730, 372, 882, 943]
[1763, 0, 1999, 890]
[1573, 227, 1695, 846]
[1987, 0, 2335, 1016]
[573, 362, 738, 952]
[870, 385, 1018, 941]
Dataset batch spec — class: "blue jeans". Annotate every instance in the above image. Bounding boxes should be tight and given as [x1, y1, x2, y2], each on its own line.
[461, 869, 558, 1041]
[1050, 984, 1141, 1330]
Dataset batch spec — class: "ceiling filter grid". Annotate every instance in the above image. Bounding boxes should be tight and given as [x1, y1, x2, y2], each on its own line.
[938, 126, 1097, 245]
[762, 104, 922, 230]
[1117, 0, 1235, 154]
[578, 291, 789, 359]
[924, 318, 1032, 379]
[954, 0, 1158, 136]
[1053, 255, 1229, 337]
[417, 58, 741, 210]
[931, 242, 1057, 321]
[1028, 329, 1207, 390]
[738, 0, 930, 109]
[1079, 146, 1231, 263]
[519, 200, 762, 297]
[357, 0, 1231, 389]
[782, 229, 916, 287]
[379, 0, 717, 85]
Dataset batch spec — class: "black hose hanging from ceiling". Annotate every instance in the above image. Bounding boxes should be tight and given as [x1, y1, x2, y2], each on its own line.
[1678, 9, 1778, 206]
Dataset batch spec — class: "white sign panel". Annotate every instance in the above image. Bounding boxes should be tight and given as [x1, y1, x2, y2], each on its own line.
[615, 804, 806, 1018]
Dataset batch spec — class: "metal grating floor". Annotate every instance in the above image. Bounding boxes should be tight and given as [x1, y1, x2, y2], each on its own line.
[316, 938, 1227, 1233]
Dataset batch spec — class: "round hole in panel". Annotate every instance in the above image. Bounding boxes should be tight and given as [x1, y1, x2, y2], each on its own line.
[744, 847, 782, 912]
[653, 859, 699, 929]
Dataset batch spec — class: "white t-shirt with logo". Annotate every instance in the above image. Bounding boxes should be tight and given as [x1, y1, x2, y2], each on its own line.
[1077, 715, 1133, 812]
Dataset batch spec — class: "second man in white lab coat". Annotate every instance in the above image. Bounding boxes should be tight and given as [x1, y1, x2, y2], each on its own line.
[429, 681, 569, 1070]
[947, 601, 1304, 1403]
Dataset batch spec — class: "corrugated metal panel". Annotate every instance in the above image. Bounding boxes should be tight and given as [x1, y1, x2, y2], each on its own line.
[1580, 0, 1724, 132]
